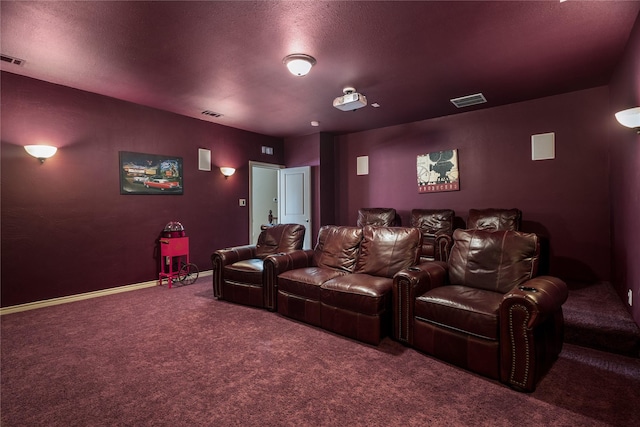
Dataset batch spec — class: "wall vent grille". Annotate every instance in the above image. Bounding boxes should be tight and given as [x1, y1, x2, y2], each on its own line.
[450, 93, 487, 108]
[1, 54, 26, 66]
[202, 110, 223, 118]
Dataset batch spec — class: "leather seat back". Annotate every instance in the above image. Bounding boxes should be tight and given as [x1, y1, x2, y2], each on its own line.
[255, 223, 306, 258]
[354, 225, 421, 278]
[357, 208, 399, 227]
[448, 229, 539, 293]
[411, 209, 454, 258]
[467, 208, 522, 231]
[313, 226, 364, 273]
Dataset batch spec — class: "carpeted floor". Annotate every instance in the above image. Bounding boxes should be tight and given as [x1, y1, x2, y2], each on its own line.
[2, 278, 640, 426]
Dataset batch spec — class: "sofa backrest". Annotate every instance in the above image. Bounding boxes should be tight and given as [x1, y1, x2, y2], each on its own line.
[255, 223, 306, 258]
[448, 229, 539, 294]
[411, 209, 454, 258]
[313, 226, 364, 273]
[467, 208, 522, 231]
[354, 226, 422, 278]
[356, 208, 399, 227]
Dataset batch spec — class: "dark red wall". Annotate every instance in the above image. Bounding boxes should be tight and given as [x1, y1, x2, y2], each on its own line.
[1, 72, 283, 307]
[284, 133, 321, 246]
[334, 87, 612, 283]
[609, 14, 640, 324]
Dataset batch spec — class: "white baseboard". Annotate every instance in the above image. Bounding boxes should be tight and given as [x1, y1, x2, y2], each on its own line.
[0, 270, 212, 316]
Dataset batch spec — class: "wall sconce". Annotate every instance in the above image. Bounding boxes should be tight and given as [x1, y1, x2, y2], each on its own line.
[615, 107, 640, 133]
[24, 145, 57, 164]
[283, 54, 316, 76]
[220, 167, 236, 179]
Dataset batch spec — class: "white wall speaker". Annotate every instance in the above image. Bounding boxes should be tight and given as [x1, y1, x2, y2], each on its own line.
[531, 132, 555, 161]
[357, 156, 369, 175]
[198, 148, 211, 171]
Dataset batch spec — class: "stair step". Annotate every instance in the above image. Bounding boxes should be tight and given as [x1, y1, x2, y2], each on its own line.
[563, 282, 640, 358]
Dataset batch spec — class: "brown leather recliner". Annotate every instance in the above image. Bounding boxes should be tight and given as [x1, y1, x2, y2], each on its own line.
[467, 208, 522, 231]
[392, 228, 567, 392]
[357, 208, 400, 227]
[211, 223, 305, 311]
[265, 225, 421, 345]
[411, 209, 455, 262]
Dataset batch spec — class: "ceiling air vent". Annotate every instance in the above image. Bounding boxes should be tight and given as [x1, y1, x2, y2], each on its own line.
[450, 93, 487, 108]
[1, 54, 26, 66]
[202, 110, 223, 118]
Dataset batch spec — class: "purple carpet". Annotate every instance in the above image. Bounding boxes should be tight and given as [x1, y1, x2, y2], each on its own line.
[2, 277, 640, 426]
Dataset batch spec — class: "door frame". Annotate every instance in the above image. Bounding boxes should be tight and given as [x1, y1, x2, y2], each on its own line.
[248, 161, 284, 245]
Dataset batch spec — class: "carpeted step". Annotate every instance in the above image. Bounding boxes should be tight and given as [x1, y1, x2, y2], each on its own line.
[563, 281, 640, 358]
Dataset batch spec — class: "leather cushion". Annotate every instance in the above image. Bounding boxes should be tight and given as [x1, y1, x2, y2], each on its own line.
[224, 258, 264, 285]
[255, 223, 306, 258]
[354, 226, 421, 278]
[313, 226, 363, 272]
[411, 209, 454, 257]
[448, 229, 539, 293]
[320, 274, 393, 316]
[411, 209, 454, 236]
[467, 208, 521, 231]
[278, 267, 347, 300]
[416, 285, 503, 340]
[357, 208, 398, 227]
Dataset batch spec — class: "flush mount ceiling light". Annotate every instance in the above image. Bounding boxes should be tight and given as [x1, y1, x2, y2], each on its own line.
[615, 107, 640, 133]
[283, 54, 316, 76]
[24, 145, 57, 164]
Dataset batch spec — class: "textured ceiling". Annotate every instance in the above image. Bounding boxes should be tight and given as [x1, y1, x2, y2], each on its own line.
[1, 1, 639, 138]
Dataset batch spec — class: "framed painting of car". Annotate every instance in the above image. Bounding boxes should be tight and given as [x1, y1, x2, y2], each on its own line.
[119, 151, 183, 195]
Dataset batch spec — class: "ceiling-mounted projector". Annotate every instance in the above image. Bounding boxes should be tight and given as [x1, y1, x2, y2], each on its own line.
[333, 87, 367, 111]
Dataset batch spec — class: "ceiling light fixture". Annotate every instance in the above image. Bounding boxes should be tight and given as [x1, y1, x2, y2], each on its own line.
[283, 54, 316, 76]
[24, 145, 57, 164]
[615, 107, 640, 133]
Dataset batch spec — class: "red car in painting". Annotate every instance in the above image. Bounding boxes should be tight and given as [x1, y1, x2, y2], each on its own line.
[144, 178, 181, 190]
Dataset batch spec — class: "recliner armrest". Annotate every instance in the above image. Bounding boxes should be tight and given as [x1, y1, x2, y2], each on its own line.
[434, 234, 453, 262]
[392, 261, 448, 344]
[263, 249, 315, 275]
[262, 249, 315, 311]
[501, 276, 568, 327]
[211, 245, 258, 267]
[500, 275, 567, 391]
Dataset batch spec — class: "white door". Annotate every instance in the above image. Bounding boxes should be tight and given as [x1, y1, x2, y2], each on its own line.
[249, 162, 282, 245]
[278, 166, 312, 249]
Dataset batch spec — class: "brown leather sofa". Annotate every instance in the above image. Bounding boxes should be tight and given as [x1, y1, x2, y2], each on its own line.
[357, 207, 400, 227]
[411, 209, 455, 262]
[467, 208, 522, 230]
[392, 228, 567, 392]
[211, 223, 305, 311]
[265, 225, 422, 345]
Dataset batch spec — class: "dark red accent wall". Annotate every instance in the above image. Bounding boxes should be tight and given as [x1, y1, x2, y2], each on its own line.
[609, 14, 640, 325]
[284, 132, 337, 247]
[1, 72, 283, 307]
[335, 87, 612, 283]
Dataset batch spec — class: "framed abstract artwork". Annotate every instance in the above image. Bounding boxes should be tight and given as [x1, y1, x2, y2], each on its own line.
[119, 151, 183, 195]
[416, 149, 460, 193]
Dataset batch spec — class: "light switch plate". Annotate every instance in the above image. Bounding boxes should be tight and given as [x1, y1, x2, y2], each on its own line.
[239, 199, 246, 206]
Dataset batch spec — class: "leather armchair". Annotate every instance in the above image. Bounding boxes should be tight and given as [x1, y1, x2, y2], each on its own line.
[392, 228, 567, 392]
[357, 207, 400, 227]
[211, 223, 305, 311]
[411, 209, 455, 262]
[467, 208, 522, 231]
